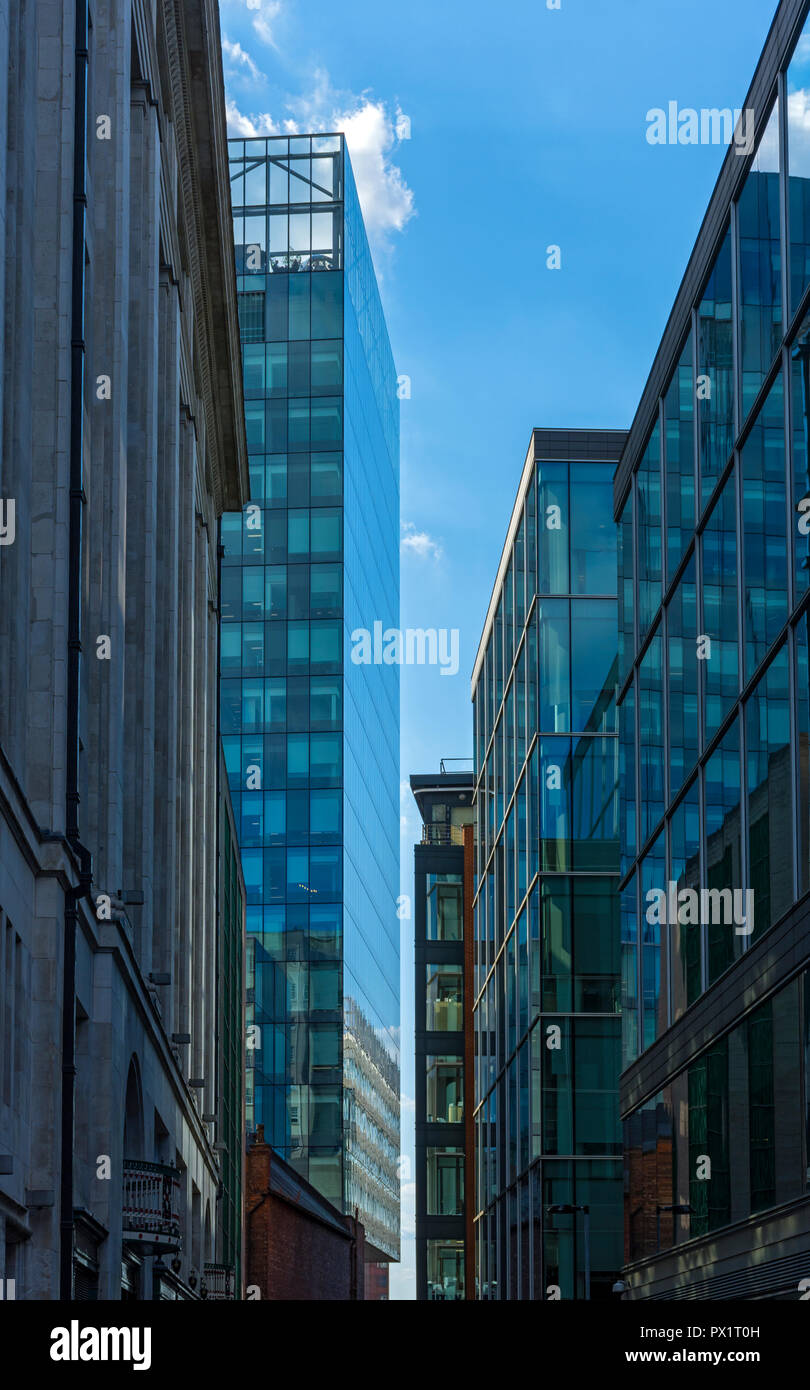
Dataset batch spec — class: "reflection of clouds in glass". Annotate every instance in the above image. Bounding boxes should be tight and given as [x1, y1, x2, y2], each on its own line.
[751, 101, 779, 174]
[789, 31, 810, 89]
[788, 88, 810, 176]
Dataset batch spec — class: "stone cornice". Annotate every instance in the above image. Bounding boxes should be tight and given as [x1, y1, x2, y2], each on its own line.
[163, 0, 248, 516]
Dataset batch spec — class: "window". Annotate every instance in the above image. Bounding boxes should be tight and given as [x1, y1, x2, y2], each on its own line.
[640, 831, 666, 1048]
[738, 102, 782, 418]
[741, 371, 787, 678]
[426, 1240, 464, 1300]
[310, 789, 341, 841]
[426, 874, 463, 941]
[689, 1036, 730, 1236]
[796, 615, 810, 897]
[665, 333, 696, 582]
[788, 19, 810, 315]
[311, 341, 342, 392]
[426, 1056, 464, 1123]
[238, 292, 265, 343]
[426, 964, 463, 1031]
[426, 1148, 464, 1215]
[623, 1091, 676, 1260]
[620, 876, 638, 1068]
[536, 460, 568, 593]
[619, 682, 636, 875]
[571, 600, 617, 733]
[698, 229, 734, 507]
[666, 556, 699, 797]
[639, 629, 665, 840]
[311, 272, 343, 338]
[538, 736, 571, 871]
[310, 508, 341, 559]
[570, 462, 616, 595]
[618, 492, 635, 682]
[311, 399, 342, 449]
[669, 779, 701, 1019]
[704, 718, 742, 984]
[745, 644, 791, 936]
[541, 877, 620, 1014]
[570, 735, 618, 872]
[701, 474, 739, 742]
[310, 453, 342, 506]
[541, 1017, 621, 1155]
[636, 426, 662, 641]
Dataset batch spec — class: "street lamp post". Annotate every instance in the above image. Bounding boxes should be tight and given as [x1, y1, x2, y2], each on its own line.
[547, 1203, 591, 1301]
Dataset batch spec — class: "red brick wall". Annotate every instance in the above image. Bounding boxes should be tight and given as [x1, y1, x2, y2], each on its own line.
[246, 1129, 366, 1300]
[364, 1262, 389, 1300]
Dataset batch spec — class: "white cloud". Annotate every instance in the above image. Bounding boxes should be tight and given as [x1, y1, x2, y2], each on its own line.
[399, 1180, 416, 1237]
[401, 521, 442, 562]
[338, 99, 415, 247]
[222, 37, 262, 82]
[225, 100, 279, 138]
[225, 67, 415, 257]
[286, 72, 414, 246]
[222, 0, 282, 48]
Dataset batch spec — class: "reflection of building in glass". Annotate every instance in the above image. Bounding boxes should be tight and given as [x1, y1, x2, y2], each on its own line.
[470, 430, 627, 1299]
[411, 768, 475, 1300]
[343, 999, 401, 1257]
[616, 0, 810, 1299]
[222, 134, 400, 1262]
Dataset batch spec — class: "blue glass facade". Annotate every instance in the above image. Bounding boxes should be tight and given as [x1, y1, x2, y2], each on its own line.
[222, 134, 400, 1259]
[470, 431, 626, 1299]
[616, 2, 810, 1295]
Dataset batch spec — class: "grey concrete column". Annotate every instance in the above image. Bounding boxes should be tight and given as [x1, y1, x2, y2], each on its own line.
[152, 273, 181, 1001]
[84, 0, 130, 895]
[123, 86, 160, 971]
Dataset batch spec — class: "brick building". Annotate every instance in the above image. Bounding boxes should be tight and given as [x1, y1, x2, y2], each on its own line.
[246, 1127, 366, 1301]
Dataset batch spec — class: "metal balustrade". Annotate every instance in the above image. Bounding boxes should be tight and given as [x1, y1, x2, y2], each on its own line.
[122, 1159, 182, 1252]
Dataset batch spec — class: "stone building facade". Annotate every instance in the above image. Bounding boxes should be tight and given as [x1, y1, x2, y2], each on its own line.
[0, 0, 247, 1298]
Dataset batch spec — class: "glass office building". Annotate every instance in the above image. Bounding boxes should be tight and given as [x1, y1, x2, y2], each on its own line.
[471, 429, 627, 1299]
[411, 768, 475, 1301]
[222, 134, 400, 1260]
[615, 0, 810, 1298]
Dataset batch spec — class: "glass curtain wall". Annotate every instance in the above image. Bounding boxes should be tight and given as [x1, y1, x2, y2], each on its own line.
[472, 451, 622, 1300]
[223, 135, 400, 1260]
[617, 11, 810, 1261]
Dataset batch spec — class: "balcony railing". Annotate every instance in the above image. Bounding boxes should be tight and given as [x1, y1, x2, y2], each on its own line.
[122, 1159, 181, 1253]
[420, 824, 467, 846]
[202, 1263, 236, 1300]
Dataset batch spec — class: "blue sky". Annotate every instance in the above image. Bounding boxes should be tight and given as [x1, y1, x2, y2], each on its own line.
[219, 0, 779, 1297]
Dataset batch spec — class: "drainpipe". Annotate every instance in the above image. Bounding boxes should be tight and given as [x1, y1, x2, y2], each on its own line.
[60, 0, 93, 1300]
